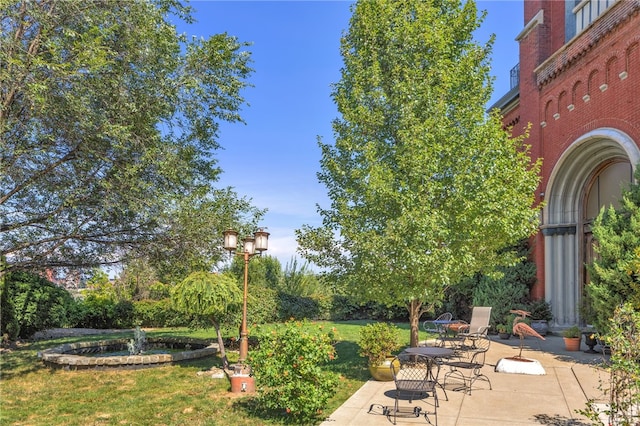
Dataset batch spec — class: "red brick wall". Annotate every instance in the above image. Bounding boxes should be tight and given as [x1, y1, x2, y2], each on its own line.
[503, 0, 640, 299]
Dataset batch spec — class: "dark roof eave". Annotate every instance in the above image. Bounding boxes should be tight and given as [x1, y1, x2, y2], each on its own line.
[487, 86, 520, 113]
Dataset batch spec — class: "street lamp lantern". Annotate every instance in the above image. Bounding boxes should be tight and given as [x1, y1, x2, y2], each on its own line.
[222, 228, 269, 366]
[254, 229, 269, 252]
[242, 236, 255, 255]
[223, 229, 238, 252]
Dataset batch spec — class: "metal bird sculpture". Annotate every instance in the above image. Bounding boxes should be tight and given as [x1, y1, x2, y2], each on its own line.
[510, 309, 546, 358]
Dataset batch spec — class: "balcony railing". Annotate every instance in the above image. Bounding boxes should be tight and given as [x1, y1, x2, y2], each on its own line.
[574, 0, 619, 34]
[510, 63, 520, 90]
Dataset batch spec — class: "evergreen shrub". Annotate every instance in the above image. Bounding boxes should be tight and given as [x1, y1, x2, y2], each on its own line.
[1, 271, 76, 339]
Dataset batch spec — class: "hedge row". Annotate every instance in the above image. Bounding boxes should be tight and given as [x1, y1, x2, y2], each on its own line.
[1, 271, 408, 340]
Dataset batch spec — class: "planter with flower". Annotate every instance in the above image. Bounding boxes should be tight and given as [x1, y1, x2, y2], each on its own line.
[582, 330, 599, 353]
[496, 324, 511, 339]
[358, 322, 402, 381]
[562, 326, 582, 351]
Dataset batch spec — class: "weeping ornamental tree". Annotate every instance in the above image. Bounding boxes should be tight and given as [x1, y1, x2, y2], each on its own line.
[297, 0, 541, 346]
[172, 271, 242, 369]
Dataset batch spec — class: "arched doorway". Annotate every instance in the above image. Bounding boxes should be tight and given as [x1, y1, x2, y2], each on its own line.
[582, 160, 633, 303]
[542, 128, 638, 326]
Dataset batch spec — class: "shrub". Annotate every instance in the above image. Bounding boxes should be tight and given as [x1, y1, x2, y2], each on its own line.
[357, 322, 401, 366]
[75, 294, 135, 329]
[133, 299, 169, 327]
[562, 326, 581, 338]
[277, 293, 322, 320]
[441, 240, 535, 328]
[585, 167, 640, 334]
[328, 294, 362, 320]
[112, 300, 135, 328]
[528, 299, 553, 322]
[579, 303, 640, 425]
[246, 284, 279, 325]
[250, 320, 339, 423]
[1, 271, 77, 339]
[133, 299, 191, 327]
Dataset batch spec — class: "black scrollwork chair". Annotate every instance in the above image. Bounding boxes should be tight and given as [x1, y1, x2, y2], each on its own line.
[442, 334, 492, 395]
[388, 353, 441, 425]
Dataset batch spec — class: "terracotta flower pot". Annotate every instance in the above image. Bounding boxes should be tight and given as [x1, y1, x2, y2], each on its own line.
[563, 337, 581, 351]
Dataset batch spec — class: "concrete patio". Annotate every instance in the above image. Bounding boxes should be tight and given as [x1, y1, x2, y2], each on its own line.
[321, 334, 610, 425]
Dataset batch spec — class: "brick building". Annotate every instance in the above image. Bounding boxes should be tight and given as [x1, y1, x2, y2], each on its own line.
[492, 0, 640, 326]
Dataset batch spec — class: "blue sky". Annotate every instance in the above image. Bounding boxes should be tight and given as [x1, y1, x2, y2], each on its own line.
[181, 0, 524, 269]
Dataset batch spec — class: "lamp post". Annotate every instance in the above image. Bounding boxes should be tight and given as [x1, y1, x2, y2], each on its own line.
[223, 228, 269, 365]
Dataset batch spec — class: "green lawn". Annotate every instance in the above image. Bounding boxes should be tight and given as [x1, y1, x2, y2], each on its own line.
[0, 321, 415, 425]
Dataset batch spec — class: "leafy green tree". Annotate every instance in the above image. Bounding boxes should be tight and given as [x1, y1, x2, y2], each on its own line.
[171, 271, 241, 368]
[297, 0, 542, 346]
[228, 254, 282, 289]
[281, 258, 323, 297]
[586, 167, 640, 334]
[0, 1, 259, 274]
[85, 268, 116, 301]
[445, 239, 535, 328]
[114, 259, 159, 301]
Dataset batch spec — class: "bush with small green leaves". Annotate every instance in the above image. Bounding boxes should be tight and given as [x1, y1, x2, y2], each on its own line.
[579, 303, 640, 425]
[527, 299, 553, 322]
[562, 326, 581, 338]
[357, 322, 402, 366]
[277, 293, 324, 320]
[250, 320, 339, 423]
[246, 284, 279, 325]
[132, 299, 191, 327]
[1, 271, 77, 339]
[74, 291, 135, 329]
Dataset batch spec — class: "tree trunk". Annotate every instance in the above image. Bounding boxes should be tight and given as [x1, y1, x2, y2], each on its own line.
[212, 319, 229, 369]
[408, 299, 422, 347]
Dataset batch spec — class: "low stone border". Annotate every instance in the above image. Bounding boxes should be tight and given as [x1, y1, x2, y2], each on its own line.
[38, 337, 218, 370]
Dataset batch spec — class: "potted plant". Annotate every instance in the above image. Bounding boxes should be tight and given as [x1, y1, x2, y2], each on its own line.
[496, 324, 511, 339]
[358, 322, 402, 381]
[562, 326, 582, 351]
[583, 330, 599, 353]
[528, 300, 553, 336]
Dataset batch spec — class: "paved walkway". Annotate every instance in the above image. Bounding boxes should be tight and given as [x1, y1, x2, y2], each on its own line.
[321, 334, 610, 425]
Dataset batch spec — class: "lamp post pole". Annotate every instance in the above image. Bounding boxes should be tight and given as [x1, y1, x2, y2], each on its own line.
[223, 228, 269, 365]
[239, 248, 250, 363]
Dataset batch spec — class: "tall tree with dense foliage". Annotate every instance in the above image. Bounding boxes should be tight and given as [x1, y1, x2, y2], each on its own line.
[586, 167, 640, 334]
[0, 0, 260, 275]
[297, 0, 542, 346]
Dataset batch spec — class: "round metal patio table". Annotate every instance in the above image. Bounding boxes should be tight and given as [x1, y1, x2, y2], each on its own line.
[403, 346, 454, 358]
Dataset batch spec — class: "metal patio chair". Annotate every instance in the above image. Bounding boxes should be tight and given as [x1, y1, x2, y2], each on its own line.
[437, 307, 492, 350]
[442, 334, 492, 395]
[457, 306, 492, 338]
[388, 353, 441, 425]
[423, 312, 453, 347]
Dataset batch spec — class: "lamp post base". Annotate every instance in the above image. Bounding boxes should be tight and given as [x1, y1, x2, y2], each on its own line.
[230, 373, 255, 393]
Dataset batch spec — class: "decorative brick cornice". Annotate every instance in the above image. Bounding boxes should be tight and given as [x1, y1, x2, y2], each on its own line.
[535, 0, 640, 88]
